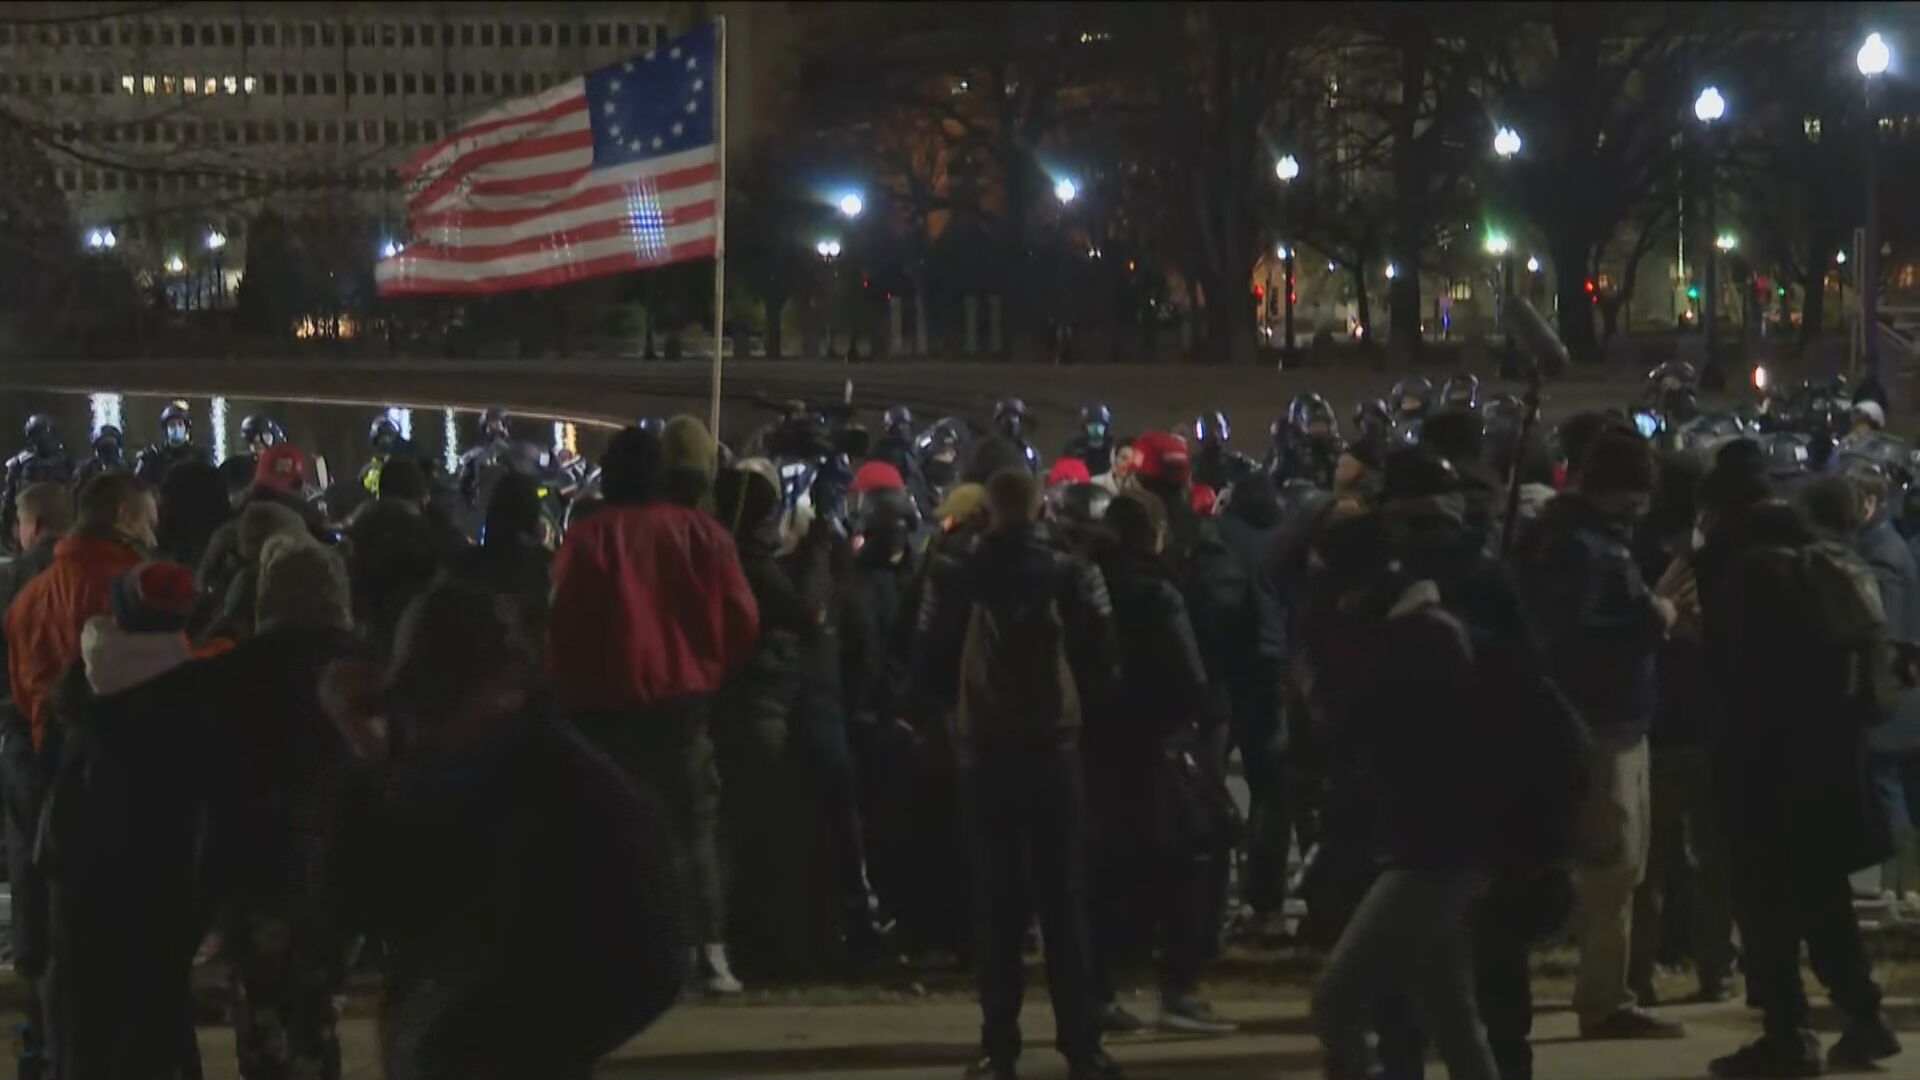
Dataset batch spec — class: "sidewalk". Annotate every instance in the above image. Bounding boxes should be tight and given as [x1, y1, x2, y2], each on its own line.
[185, 993, 1920, 1079]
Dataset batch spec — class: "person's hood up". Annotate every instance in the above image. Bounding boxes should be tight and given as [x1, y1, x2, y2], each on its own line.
[961, 435, 1029, 484]
[256, 536, 353, 634]
[81, 615, 192, 696]
[935, 482, 989, 530]
[661, 415, 719, 487]
[1222, 471, 1282, 529]
[713, 463, 783, 552]
[237, 499, 308, 559]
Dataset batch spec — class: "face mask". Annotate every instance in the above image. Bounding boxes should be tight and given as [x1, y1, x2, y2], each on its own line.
[163, 422, 189, 447]
[1086, 423, 1107, 441]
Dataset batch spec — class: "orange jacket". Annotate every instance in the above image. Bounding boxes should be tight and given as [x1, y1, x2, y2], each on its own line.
[4, 530, 144, 746]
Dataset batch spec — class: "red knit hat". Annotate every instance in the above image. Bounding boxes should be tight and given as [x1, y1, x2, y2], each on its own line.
[852, 460, 905, 494]
[111, 561, 198, 632]
[1046, 457, 1092, 488]
[253, 444, 310, 494]
[1131, 431, 1191, 484]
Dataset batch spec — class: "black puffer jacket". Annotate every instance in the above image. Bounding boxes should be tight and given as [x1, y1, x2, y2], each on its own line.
[1090, 545, 1209, 758]
[1514, 492, 1666, 744]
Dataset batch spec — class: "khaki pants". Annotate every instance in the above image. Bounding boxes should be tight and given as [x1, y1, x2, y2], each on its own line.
[1572, 735, 1652, 1027]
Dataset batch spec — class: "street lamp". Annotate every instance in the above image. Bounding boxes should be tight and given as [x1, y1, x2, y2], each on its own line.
[1053, 177, 1077, 205]
[1715, 233, 1738, 252]
[1275, 155, 1300, 356]
[204, 229, 228, 309]
[1859, 32, 1892, 395]
[816, 238, 844, 359]
[85, 228, 117, 251]
[837, 193, 864, 219]
[1385, 263, 1398, 280]
[1526, 255, 1541, 274]
[165, 254, 185, 274]
[1695, 85, 1727, 385]
[380, 239, 404, 259]
[1492, 126, 1522, 159]
[204, 229, 226, 251]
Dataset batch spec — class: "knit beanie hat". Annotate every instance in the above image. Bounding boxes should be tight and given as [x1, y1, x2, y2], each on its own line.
[255, 535, 353, 634]
[112, 561, 199, 633]
[661, 415, 718, 483]
[852, 460, 906, 495]
[253, 445, 310, 495]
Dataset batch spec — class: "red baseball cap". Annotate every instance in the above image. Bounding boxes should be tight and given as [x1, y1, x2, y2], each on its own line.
[1046, 457, 1093, 488]
[253, 444, 310, 494]
[1131, 431, 1191, 484]
[1190, 482, 1218, 516]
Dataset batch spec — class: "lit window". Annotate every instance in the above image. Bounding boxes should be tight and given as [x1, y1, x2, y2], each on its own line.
[121, 75, 136, 94]
[224, 75, 238, 94]
[1902, 265, 1917, 290]
[1450, 281, 1473, 301]
[244, 75, 256, 93]
[184, 76, 198, 94]
[204, 76, 216, 95]
[160, 75, 175, 94]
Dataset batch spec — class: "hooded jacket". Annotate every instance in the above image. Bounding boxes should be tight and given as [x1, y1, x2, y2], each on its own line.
[80, 618, 194, 697]
[1514, 492, 1666, 743]
[548, 498, 760, 712]
[5, 528, 145, 745]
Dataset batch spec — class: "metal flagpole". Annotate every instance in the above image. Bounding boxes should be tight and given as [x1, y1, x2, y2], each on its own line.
[708, 15, 729, 437]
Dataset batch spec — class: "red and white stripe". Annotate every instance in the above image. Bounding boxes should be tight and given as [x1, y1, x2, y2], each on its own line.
[379, 81, 717, 297]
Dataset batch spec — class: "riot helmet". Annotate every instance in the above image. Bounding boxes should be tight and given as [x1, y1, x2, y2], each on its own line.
[1388, 377, 1433, 421]
[1288, 394, 1338, 442]
[369, 415, 400, 452]
[239, 415, 282, 452]
[481, 407, 511, 440]
[993, 398, 1029, 441]
[159, 403, 192, 447]
[1193, 410, 1231, 446]
[1080, 403, 1113, 443]
[1439, 373, 1482, 412]
[24, 414, 59, 454]
[881, 405, 915, 442]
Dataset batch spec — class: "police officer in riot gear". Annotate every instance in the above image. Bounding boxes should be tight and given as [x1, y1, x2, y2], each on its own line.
[73, 424, 126, 487]
[3, 414, 74, 544]
[1191, 410, 1253, 491]
[915, 418, 969, 495]
[133, 403, 212, 488]
[458, 407, 516, 511]
[1644, 361, 1701, 428]
[1387, 377, 1432, 444]
[1269, 394, 1343, 490]
[219, 414, 286, 496]
[1439, 373, 1481, 412]
[1062, 404, 1118, 477]
[991, 397, 1043, 473]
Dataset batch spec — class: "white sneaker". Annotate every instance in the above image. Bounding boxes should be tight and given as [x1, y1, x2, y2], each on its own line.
[699, 942, 744, 995]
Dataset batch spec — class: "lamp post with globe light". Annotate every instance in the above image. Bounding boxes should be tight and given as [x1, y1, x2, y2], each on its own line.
[205, 228, 227, 308]
[1694, 86, 1727, 385]
[815, 238, 844, 359]
[1492, 127, 1523, 367]
[1275, 154, 1300, 357]
[1858, 32, 1891, 394]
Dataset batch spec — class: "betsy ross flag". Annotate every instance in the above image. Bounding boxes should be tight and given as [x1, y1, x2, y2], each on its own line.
[376, 23, 718, 296]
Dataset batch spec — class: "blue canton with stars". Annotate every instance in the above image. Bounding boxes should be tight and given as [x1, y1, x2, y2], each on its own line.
[585, 22, 717, 167]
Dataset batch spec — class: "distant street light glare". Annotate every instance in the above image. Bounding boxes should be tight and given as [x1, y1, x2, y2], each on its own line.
[1385, 263, 1398, 279]
[1526, 255, 1541, 273]
[838, 193, 864, 218]
[1053, 178, 1078, 204]
[205, 229, 226, 251]
[816, 238, 842, 258]
[165, 255, 185, 273]
[1836, 250, 1849, 265]
[1275, 154, 1300, 182]
[1859, 32, 1892, 77]
[1485, 233, 1510, 256]
[1492, 126, 1522, 158]
[1694, 86, 1726, 123]
[1716, 233, 1737, 252]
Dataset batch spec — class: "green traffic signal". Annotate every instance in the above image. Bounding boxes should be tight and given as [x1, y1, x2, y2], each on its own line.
[1686, 285, 1701, 300]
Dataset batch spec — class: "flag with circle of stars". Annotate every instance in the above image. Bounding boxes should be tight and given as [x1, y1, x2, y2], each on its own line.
[585, 22, 717, 166]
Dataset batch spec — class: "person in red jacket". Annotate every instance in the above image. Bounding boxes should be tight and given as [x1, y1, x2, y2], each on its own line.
[548, 421, 759, 994]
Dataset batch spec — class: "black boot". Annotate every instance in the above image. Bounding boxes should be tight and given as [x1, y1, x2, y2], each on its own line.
[1827, 1013, 1901, 1069]
[1709, 1030, 1823, 1078]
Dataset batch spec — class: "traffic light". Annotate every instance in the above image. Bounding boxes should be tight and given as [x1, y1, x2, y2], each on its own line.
[1686, 284, 1701, 301]
[1776, 284, 1787, 297]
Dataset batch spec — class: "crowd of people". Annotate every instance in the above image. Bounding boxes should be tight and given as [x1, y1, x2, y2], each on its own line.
[0, 363, 1916, 1079]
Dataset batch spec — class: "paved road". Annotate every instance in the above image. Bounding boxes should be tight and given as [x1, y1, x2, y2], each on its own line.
[184, 993, 1920, 1079]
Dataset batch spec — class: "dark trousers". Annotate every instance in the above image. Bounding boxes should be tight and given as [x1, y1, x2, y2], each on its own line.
[1087, 750, 1220, 1004]
[960, 734, 1100, 1065]
[1732, 853, 1882, 1037]
[577, 698, 724, 944]
[1375, 869, 1566, 1080]
[790, 690, 876, 941]
[1232, 669, 1289, 917]
[1629, 746, 1735, 998]
[2, 714, 53, 1076]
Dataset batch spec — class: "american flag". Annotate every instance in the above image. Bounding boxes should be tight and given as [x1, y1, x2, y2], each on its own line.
[375, 23, 718, 296]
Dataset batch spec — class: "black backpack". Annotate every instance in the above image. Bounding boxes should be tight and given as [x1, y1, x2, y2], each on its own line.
[958, 591, 1079, 739]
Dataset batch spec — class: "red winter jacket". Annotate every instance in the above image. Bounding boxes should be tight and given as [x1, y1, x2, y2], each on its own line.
[546, 503, 759, 711]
